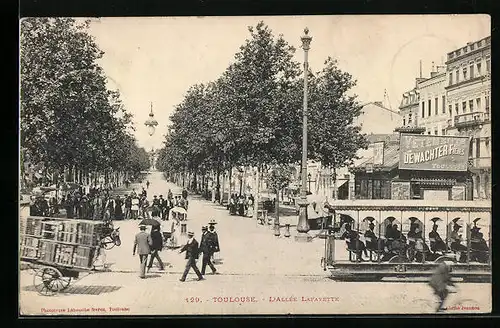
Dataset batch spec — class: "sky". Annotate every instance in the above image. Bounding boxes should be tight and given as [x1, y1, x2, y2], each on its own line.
[84, 15, 490, 150]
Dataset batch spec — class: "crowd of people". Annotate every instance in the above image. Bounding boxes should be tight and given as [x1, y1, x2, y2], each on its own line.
[341, 218, 490, 263]
[227, 193, 255, 217]
[29, 179, 192, 223]
[133, 219, 221, 282]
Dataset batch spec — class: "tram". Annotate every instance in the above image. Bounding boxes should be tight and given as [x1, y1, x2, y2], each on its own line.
[321, 200, 491, 282]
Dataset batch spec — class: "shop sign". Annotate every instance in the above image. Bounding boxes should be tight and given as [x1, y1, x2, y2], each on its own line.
[399, 135, 469, 172]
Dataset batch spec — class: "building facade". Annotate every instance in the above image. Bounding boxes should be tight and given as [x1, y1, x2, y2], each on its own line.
[351, 132, 473, 201]
[445, 36, 491, 200]
[417, 64, 449, 136]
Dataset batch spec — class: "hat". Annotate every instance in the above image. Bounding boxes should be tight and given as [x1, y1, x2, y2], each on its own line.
[139, 225, 146, 230]
[188, 231, 194, 237]
[154, 195, 157, 198]
[209, 219, 217, 225]
[159, 195, 163, 197]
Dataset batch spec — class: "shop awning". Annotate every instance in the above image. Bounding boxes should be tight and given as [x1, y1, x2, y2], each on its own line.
[410, 178, 457, 186]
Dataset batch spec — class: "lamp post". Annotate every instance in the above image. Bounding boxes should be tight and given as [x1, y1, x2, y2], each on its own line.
[307, 172, 312, 193]
[144, 102, 159, 171]
[296, 28, 313, 242]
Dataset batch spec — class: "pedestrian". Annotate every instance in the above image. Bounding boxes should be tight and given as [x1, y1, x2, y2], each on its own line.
[167, 189, 173, 201]
[114, 195, 124, 220]
[152, 195, 161, 217]
[146, 180, 150, 189]
[147, 225, 165, 272]
[429, 262, 456, 312]
[141, 196, 150, 219]
[178, 231, 204, 282]
[133, 224, 152, 279]
[200, 226, 218, 275]
[64, 194, 74, 219]
[141, 187, 147, 198]
[158, 195, 166, 220]
[131, 194, 140, 220]
[124, 195, 132, 220]
[208, 220, 221, 262]
[182, 188, 188, 200]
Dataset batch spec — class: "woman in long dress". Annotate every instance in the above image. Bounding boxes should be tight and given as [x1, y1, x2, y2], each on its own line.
[114, 196, 124, 220]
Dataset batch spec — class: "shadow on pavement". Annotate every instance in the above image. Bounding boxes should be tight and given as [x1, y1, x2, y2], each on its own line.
[22, 285, 122, 295]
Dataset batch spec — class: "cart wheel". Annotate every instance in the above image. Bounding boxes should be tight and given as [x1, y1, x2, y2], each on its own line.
[33, 267, 70, 296]
[102, 236, 115, 250]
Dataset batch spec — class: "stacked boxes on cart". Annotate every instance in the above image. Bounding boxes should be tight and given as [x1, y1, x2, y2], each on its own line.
[20, 217, 105, 269]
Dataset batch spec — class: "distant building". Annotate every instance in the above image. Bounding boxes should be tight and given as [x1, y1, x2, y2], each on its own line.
[333, 102, 401, 200]
[351, 131, 473, 201]
[445, 36, 491, 200]
[354, 101, 401, 134]
[417, 64, 448, 136]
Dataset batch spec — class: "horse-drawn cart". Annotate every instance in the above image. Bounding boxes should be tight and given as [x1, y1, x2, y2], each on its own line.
[20, 216, 121, 296]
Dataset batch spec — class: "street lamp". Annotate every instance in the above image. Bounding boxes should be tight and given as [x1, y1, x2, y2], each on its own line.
[296, 28, 313, 242]
[307, 172, 312, 193]
[144, 102, 159, 137]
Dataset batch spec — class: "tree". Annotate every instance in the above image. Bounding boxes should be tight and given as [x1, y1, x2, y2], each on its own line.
[20, 18, 136, 185]
[266, 165, 293, 226]
[307, 57, 368, 169]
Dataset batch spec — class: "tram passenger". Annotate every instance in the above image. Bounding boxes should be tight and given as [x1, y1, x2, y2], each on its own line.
[450, 223, 467, 252]
[388, 224, 406, 255]
[364, 223, 380, 251]
[407, 225, 430, 262]
[470, 221, 489, 263]
[341, 224, 368, 261]
[429, 224, 447, 253]
[450, 223, 467, 262]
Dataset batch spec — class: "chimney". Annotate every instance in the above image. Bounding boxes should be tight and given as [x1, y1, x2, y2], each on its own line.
[419, 60, 422, 78]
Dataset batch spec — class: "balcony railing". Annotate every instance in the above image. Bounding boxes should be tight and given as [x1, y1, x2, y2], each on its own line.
[454, 111, 488, 128]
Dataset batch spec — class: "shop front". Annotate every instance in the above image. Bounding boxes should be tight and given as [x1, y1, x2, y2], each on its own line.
[352, 134, 472, 200]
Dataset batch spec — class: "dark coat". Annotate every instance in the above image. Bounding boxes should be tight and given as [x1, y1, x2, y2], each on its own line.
[150, 230, 163, 251]
[200, 232, 216, 254]
[180, 238, 200, 259]
[210, 231, 220, 252]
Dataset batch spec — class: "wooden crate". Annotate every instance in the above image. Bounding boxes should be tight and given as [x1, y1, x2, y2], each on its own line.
[77, 233, 98, 246]
[23, 217, 44, 236]
[41, 221, 61, 240]
[20, 236, 40, 259]
[54, 244, 75, 265]
[72, 246, 95, 268]
[57, 231, 78, 243]
[38, 240, 58, 263]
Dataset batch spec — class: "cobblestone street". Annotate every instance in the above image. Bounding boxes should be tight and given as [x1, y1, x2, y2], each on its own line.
[19, 172, 491, 315]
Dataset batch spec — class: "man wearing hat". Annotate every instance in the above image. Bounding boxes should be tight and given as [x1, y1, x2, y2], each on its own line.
[200, 226, 218, 275]
[133, 224, 153, 279]
[179, 231, 204, 282]
[208, 220, 220, 253]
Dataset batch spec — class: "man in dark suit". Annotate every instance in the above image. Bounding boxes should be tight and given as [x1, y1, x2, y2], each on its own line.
[147, 225, 165, 272]
[200, 226, 218, 275]
[179, 231, 204, 282]
[133, 225, 152, 279]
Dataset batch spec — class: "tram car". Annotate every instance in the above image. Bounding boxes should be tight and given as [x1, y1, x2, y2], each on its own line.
[321, 200, 491, 282]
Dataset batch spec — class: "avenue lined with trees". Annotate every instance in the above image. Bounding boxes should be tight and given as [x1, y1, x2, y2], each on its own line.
[157, 22, 368, 199]
[20, 18, 150, 190]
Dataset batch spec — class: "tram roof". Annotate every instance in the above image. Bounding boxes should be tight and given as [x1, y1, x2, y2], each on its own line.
[325, 199, 491, 212]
